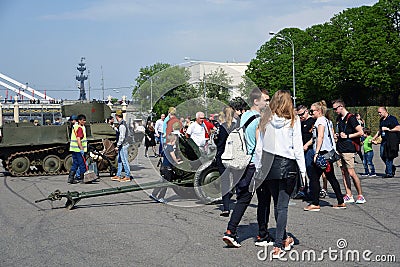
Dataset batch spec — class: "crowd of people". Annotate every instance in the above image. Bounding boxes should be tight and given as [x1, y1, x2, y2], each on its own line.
[63, 90, 399, 257]
[141, 88, 399, 258]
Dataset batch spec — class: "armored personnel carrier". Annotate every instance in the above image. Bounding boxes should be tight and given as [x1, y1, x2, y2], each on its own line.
[0, 102, 142, 176]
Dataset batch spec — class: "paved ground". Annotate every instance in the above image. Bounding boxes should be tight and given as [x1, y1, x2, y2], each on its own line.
[0, 144, 399, 266]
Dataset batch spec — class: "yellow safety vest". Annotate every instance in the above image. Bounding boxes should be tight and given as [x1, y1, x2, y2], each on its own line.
[69, 124, 88, 152]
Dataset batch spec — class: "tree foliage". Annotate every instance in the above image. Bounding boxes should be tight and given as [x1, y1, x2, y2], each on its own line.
[132, 62, 195, 119]
[247, 0, 400, 107]
[133, 63, 236, 119]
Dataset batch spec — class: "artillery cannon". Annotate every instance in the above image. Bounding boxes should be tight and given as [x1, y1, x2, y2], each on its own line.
[35, 135, 223, 209]
[0, 102, 143, 176]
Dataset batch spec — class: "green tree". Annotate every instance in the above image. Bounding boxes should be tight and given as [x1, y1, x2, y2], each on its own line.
[246, 0, 400, 107]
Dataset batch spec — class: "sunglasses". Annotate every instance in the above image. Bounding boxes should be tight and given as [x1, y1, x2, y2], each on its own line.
[333, 105, 342, 111]
[298, 110, 307, 116]
[309, 109, 316, 115]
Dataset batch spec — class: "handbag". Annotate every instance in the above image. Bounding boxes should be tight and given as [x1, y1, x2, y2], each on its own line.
[323, 149, 341, 163]
[323, 119, 341, 163]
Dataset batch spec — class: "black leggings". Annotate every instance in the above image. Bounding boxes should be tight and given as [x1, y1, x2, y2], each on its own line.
[309, 161, 344, 206]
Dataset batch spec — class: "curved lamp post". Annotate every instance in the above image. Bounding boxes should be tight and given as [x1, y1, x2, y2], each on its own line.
[140, 73, 153, 121]
[269, 31, 296, 107]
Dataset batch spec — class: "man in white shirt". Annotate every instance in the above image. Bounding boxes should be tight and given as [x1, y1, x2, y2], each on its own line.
[186, 112, 206, 148]
[155, 114, 165, 156]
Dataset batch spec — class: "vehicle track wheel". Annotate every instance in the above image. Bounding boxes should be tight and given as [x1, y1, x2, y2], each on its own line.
[64, 155, 73, 171]
[11, 156, 30, 174]
[42, 155, 61, 173]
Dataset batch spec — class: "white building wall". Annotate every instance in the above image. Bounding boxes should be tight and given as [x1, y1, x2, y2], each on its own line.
[185, 61, 249, 99]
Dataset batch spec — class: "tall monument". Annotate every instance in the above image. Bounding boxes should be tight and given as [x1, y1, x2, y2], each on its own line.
[76, 57, 88, 100]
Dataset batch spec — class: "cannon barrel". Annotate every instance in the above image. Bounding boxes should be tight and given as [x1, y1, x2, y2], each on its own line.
[35, 180, 190, 210]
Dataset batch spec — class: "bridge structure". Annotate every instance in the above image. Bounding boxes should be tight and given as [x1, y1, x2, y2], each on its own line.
[0, 72, 55, 102]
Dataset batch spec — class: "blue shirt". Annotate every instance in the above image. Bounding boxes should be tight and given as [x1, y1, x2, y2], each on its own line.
[162, 144, 174, 167]
[240, 110, 260, 162]
[379, 115, 399, 142]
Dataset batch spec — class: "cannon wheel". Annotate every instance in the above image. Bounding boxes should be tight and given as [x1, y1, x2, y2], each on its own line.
[194, 160, 222, 204]
[171, 186, 196, 199]
[128, 143, 139, 163]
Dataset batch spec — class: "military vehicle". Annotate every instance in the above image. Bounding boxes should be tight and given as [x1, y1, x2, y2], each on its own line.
[0, 102, 142, 176]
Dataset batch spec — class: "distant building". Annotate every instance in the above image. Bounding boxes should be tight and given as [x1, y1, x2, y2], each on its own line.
[185, 61, 249, 99]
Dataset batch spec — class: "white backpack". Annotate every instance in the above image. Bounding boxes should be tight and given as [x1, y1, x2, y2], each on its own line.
[221, 114, 259, 169]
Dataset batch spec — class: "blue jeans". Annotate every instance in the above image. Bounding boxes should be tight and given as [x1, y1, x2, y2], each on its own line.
[363, 151, 375, 175]
[380, 142, 393, 175]
[71, 152, 86, 175]
[227, 164, 255, 234]
[266, 179, 290, 249]
[117, 144, 131, 177]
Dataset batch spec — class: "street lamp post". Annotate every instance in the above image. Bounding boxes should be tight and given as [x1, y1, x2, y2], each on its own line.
[141, 73, 153, 121]
[269, 31, 296, 107]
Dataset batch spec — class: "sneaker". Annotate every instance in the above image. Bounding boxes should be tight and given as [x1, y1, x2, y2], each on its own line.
[355, 195, 366, 204]
[304, 204, 320, 211]
[158, 198, 168, 204]
[223, 230, 241, 248]
[319, 189, 327, 198]
[283, 236, 294, 251]
[254, 234, 274, 247]
[119, 176, 131, 182]
[272, 247, 285, 259]
[343, 195, 355, 203]
[383, 174, 394, 178]
[361, 173, 369, 177]
[369, 174, 377, 177]
[111, 176, 120, 181]
[332, 203, 347, 209]
[220, 211, 230, 217]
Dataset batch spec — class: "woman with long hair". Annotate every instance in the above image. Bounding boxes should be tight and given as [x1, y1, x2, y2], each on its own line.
[144, 121, 157, 157]
[304, 100, 345, 211]
[215, 106, 237, 216]
[257, 90, 305, 258]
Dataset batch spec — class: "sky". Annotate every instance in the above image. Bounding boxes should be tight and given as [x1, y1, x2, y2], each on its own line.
[0, 0, 378, 101]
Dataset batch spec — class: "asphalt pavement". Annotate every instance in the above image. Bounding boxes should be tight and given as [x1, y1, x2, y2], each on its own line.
[0, 144, 399, 266]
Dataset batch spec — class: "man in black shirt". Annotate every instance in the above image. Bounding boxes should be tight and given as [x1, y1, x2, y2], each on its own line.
[296, 105, 316, 197]
[372, 107, 400, 178]
[333, 99, 365, 204]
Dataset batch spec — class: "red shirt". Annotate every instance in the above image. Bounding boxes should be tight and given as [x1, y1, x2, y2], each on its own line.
[166, 116, 182, 136]
[75, 126, 84, 138]
[203, 120, 215, 139]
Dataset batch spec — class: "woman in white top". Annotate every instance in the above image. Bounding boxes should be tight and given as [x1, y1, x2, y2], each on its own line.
[304, 100, 345, 212]
[257, 90, 305, 258]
